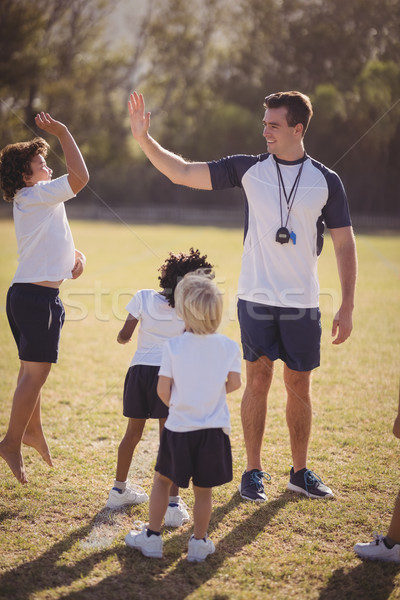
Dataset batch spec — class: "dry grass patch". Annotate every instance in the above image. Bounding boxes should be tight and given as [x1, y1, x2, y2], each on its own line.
[0, 220, 399, 599]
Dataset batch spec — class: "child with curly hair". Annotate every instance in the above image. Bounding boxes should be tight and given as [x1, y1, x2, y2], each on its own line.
[0, 113, 89, 484]
[106, 248, 213, 528]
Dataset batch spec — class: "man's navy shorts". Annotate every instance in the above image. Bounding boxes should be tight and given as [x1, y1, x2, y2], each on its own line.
[6, 283, 65, 363]
[155, 427, 232, 488]
[123, 365, 169, 419]
[237, 299, 321, 372]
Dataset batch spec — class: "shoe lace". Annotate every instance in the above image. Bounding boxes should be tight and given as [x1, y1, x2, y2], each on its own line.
[303, 469, 323, 493]
[250, 470, 271, 491]
[372, 532, 384, 545]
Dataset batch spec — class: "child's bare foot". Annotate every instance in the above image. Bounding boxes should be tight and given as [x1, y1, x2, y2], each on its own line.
[23, 431, 53, 467]
[0, 440, 28, 483]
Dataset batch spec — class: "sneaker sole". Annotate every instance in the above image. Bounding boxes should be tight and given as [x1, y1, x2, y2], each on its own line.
[187, 550, 215, 562]
[287, 482, 334, 499]
[238, 484, 267, 503]
[354, 550, 400, 563]
[106, 497, 148, 509]
[164, 517, 190, 527]
[124, 534, 162, 558]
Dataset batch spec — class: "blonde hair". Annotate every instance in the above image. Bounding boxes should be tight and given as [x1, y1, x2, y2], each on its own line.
[175, 270, 222, 335]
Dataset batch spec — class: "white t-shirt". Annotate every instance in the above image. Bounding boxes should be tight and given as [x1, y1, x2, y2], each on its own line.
[12, 175, 76, 284]
[126, 289, 185, 367]
[159, 331, 242, 434]
[209, 153, 351, 308]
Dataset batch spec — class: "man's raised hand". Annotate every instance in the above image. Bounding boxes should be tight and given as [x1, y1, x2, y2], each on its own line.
[128, 92, 151, 140]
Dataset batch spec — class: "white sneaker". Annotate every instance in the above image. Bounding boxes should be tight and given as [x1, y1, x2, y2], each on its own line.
[164, 498, 190, 527]
[354, 533, 400, 563]
[106, 484, 149, 509]
[125, 524, 163, 558]
[187, 535, 215, 562]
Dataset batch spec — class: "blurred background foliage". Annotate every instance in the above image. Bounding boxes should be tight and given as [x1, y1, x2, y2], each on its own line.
[1, 0, 399, 217]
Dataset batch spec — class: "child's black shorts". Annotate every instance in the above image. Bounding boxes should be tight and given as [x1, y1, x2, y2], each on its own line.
[155, 427, 232, 488]
[123, 365, 169, 419]
[6, 283, 65, 363]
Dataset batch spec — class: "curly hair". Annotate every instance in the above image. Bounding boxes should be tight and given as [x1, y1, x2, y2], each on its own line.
[158, 247, 214, 307]
[0, 137, 49, 202]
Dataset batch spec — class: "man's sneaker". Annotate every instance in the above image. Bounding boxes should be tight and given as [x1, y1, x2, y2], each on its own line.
[187, 535, 215, 562]
[125, 524, 163, 558]
[287, 467, 334, 499]
[354, 534, 400, 563]
[106, 484, 149, 509]
[164, 498, 190, 527]
[238, 469, 271, 502]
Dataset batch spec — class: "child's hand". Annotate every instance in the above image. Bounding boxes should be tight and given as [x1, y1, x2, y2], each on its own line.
[117, 332, 130, 344]
[71, 249, 86, 280]
[35, 112, 67, 137]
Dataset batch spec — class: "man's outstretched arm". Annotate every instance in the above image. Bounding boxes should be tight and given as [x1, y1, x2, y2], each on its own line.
[128, 92, 212, 190]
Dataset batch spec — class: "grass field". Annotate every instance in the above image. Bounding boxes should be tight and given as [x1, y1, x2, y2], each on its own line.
[0, 219, 399, 600]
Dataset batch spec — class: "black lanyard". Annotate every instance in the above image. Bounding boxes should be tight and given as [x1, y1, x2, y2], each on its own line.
[275, 157, 305, 229]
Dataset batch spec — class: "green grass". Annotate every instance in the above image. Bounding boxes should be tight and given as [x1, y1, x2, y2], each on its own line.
[0, 219, 399, 600]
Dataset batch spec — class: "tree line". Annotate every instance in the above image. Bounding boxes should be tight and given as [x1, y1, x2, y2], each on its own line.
[1, 0, 399, 218]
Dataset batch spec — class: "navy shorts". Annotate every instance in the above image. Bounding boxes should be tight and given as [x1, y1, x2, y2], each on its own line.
[237, 299, 321, 372]
[123, 365, 169, 419]
[6, 283, 65, 363]
[155, 427, 232, 488]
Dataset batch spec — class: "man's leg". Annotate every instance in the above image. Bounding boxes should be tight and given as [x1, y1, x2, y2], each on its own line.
[283, 365, 312, 472]
[241, 356, 274, 472]
[284, 364, 333, 498]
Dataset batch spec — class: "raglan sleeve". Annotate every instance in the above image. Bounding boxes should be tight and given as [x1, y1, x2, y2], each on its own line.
[208, 155, 257, 190]
[322, 171, 352, 229]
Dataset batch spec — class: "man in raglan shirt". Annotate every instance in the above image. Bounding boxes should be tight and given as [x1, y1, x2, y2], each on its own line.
[126, 90, 357, 503]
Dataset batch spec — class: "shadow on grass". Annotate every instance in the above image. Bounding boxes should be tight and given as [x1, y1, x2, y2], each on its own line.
[0, 490, 298, 600]
[318, 560, 400, 600]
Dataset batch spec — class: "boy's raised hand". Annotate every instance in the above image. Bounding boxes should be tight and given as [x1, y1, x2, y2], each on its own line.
[128, 92, 151, 140]
[35, 112, 67, 137]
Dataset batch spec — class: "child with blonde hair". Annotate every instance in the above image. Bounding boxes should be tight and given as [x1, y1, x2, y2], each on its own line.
[107, 249, 213, 529]
[125, 271, 242, 561]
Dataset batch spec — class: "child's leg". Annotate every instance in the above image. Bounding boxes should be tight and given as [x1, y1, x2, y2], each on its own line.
[387, 490, 400, 544]
[20, 360, 52, 466]
[0, 360, 51, 483]
[192, 485, 213, 539]
[148, 471, 172, 532]
[115, 418, 146, 482]
[22, 391, 53, 466]
[158, 418, 179, 497]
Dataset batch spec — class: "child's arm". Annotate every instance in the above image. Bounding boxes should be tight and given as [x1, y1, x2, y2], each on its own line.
[393, 386, 400, 439]
[226, 371, 241, 394]
[117, 315, 138, 344]
[35, 112, 89, 194]
[157, 376, 172, 406]
[71, 249, 86, 280]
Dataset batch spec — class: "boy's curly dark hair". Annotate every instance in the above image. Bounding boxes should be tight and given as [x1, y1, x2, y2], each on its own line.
[0, 137, 49, 202]
[158, 247, 214, 307]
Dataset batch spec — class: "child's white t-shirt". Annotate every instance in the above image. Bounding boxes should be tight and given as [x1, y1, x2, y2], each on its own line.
[12, 175, 76, 284]
[159, 331, 242, 434]
[126, 289, 185, 367]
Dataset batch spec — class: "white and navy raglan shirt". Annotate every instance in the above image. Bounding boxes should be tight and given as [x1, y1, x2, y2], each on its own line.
[208, 153, 351, 309]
